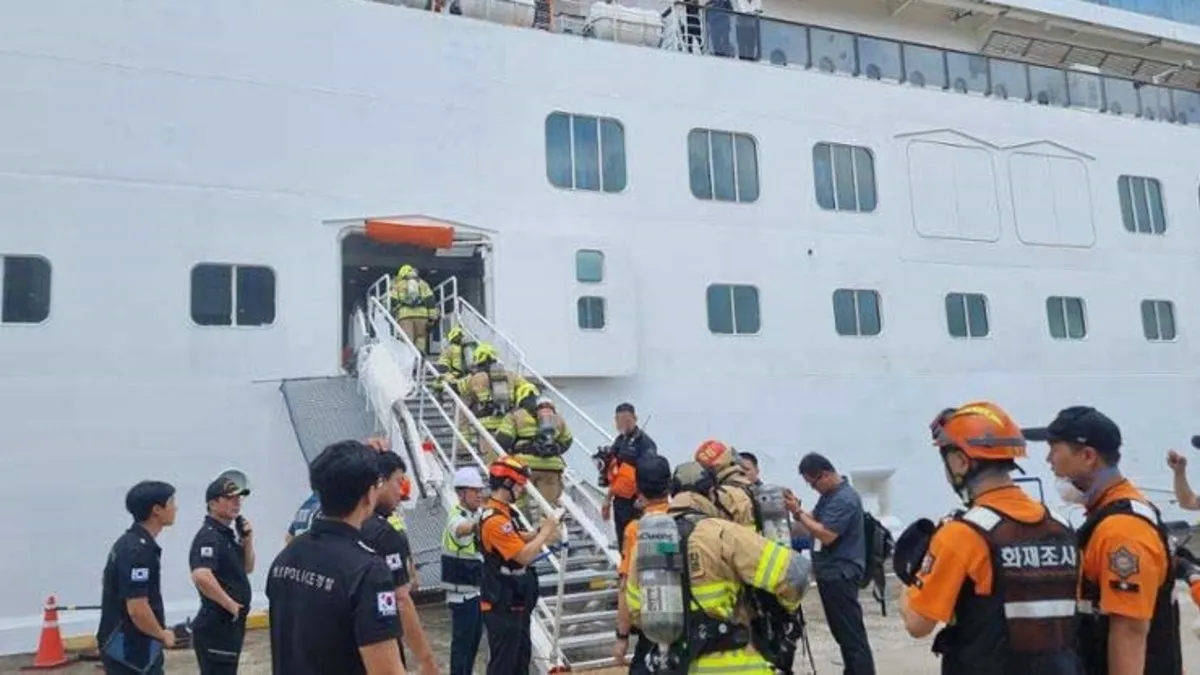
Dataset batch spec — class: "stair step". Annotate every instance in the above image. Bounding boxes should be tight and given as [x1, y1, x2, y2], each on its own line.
[568, 653, 638, 670]
[554, 631, 616, 650]
[541, 588, 618, 607]
[547, 609, 617, 626]
[538, 568, 615, 586]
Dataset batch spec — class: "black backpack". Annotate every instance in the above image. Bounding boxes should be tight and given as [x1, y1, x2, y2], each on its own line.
[860, 511, 894, 590]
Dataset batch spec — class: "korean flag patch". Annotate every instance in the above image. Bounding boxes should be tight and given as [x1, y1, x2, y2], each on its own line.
[385, 553, 404, 571]
[376, 591, 397, 618]
[200, 546, 215, 559]
[131, 568, 150, 582]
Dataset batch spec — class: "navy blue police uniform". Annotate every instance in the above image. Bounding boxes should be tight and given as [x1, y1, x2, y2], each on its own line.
[97, 524, 166, 675]
[266, 519, 401, 675]
[188, 516, 252, 674]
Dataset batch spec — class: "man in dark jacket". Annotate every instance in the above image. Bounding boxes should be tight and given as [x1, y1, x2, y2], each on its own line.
[601, 402, 657, 553]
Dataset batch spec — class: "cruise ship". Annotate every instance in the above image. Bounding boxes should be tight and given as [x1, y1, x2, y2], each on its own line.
[3, 0, 1200, 669]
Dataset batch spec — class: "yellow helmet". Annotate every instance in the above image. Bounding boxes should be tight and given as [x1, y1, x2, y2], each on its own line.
[473, 343, 498, 365]
[514, 381, 540, 404]
[396, 264, 416, 279]
[447, 325, 464, 344]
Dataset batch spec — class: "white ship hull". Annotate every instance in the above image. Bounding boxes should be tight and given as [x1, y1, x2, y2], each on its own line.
[1, 0, 1198, 655]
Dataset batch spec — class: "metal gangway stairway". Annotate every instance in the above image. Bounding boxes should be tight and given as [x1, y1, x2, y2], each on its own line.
[350, 273, 632, 672]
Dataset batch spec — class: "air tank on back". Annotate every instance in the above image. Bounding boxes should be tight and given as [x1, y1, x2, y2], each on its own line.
[757, 483, 792, 547]
[634, 511, 685, 646]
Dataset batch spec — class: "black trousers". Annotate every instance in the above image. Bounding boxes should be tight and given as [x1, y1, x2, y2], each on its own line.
[483, 609, 531, 675]
[816, 576, 876, 675]
[613, 496, 640, 553]
[449, 597, 484, 675]
[193, 613, 246, 675]
[102, 658, 164, 675]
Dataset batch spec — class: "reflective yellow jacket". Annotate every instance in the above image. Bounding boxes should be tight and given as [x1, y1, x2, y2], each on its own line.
[496, 408, 574, 471]
[456, 368, 529, 430]
[390, 276, 436, 320]
[625, 493, 806, 674]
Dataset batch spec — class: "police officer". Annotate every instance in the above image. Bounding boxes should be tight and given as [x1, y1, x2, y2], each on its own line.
[266, 440, 406, 674]
[477, 456, 560, 674]
[897, 402, 1083, 675]
[360, 451, 438, 675]
[624, 461, 810, 673]
[613, 454, 672, 673]
[694, 439, 758, 528]
[97, 481, 178, 675]
[601, 402, 657, 553]
[442, 467, 486, 675]
[1024, 406, 1182, 675]
[188, 476, 255, 674]
[285, 437, 388, 545]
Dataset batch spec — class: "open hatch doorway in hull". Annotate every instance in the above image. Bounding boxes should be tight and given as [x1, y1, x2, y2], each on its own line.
[339, 224, 488, 359]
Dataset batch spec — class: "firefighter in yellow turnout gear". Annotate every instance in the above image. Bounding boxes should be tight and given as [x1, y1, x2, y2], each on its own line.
[626, 461, 812, 674]
[456, 343, 529, 463]
[390, 264, 437, 354]
[694, 439, 758, 529]
[436, 326, 476, 381]
[496, 384, 573, 515]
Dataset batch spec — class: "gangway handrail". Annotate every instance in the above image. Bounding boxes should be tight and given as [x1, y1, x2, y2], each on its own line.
[451, 297, 613, 518]
[366, 294, 589, 669]
[366, 295, 577, 568]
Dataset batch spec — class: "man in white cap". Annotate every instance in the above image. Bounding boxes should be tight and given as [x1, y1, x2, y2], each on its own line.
[442, 467, 487, 675]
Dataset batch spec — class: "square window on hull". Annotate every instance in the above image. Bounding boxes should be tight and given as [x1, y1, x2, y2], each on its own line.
[0, 255, 51, 324]
[191, 263, 276, 327]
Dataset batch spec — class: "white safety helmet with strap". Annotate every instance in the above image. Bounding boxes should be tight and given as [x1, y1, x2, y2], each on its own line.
[453, 467, 485, 490]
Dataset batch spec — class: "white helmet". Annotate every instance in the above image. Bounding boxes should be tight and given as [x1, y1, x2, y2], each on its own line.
[453, 467, 485, 489]
[536, 396, 555, 409]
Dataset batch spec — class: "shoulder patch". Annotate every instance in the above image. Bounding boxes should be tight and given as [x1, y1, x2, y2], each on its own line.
[375, 591, 397, 618]
[1108, 546, 1140, 580]
[385, 553, 404, 571]
[131, 567, 149, 582]
[919, 552, 936, 576]
[199, 546, 214, 558]
[687, 550, 704, 579]
[500, 522, 515, 535]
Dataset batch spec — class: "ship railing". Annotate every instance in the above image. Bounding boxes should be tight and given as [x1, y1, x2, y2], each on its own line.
[365, 281, 620, 668]
[358, 307, 446, 502]
[433, 276, 615, 531]
[661, 3, 1200, 123]
[362, 0, 1200, 124]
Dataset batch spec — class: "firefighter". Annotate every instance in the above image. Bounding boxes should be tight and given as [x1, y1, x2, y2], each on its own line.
[390, 264, 436, 354]
[436, 325, 476, 383]
[897, 401, 1083, 675]
[456, 343, 528, 462]
[613, 454, 672, 673]
[496, 385, 574, 516]
[1024, 406, 1182, 675]
[694, 439, 758, 529]
[624, 461, 811, 673]
[477, 456, 561, 675]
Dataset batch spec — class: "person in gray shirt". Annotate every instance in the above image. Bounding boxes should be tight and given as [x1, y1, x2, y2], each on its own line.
[786, 453, 876, 675]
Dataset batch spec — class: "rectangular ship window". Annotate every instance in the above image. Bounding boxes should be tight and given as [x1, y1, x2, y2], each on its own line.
[945, 293, 989, 338]
[191, 263, 276, 327]
[1140, 299, 1176, 341]
[813, 143, 877, 213]
[1, 255, 52, 324]
[833, 289, 882, 336]
[706, 284, 761, 335]
[575, 250, 605, 283]
[1046, 296, 1086, 340]
[1117, 175, 1166, 234]
[688, 129, 759, 203]
[546, 112, 626, 193]
[577, 296, 606, 330]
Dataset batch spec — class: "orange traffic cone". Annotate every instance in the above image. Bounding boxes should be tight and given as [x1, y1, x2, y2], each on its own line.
[22, 595, 70, 670]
